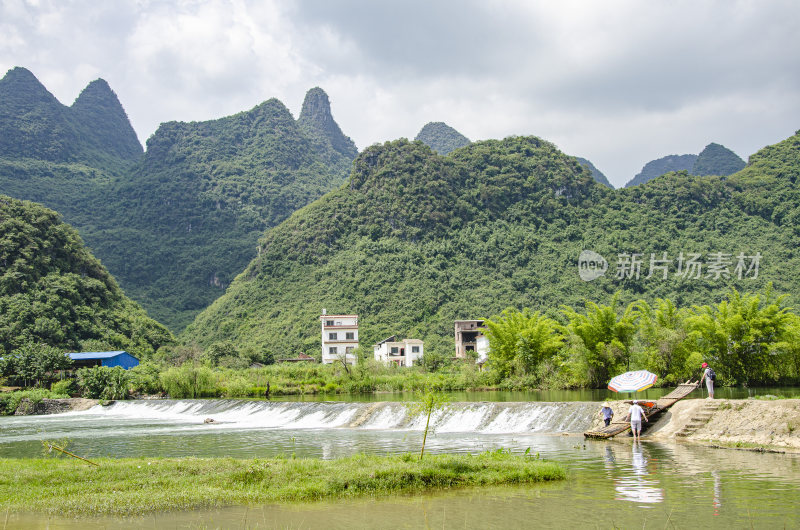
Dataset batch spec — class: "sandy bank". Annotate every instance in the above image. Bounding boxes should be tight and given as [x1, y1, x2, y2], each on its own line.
[647, 398, 800, 451]
[584, 398, 800, 451]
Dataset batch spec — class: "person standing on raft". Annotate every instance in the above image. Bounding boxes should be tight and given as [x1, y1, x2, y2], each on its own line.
[599, 402, 614, 426]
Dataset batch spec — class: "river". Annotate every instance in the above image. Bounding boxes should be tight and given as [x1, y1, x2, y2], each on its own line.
[1, 394, 799, 528]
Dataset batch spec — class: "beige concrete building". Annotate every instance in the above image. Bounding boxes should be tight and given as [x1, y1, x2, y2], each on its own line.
[454, 319, 487, 358]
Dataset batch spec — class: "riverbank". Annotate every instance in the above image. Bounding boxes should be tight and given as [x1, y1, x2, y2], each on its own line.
[648, 398, 800, 452]
[0, 452, 565, 516]
[579, 397, 800, 452]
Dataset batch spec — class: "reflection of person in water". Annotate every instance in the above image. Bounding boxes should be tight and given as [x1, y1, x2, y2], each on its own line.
[712, 470, 722, 515]
[631, 442, 646, 476]
[603, 445, 617, 475]
[614, 442, 664, 504]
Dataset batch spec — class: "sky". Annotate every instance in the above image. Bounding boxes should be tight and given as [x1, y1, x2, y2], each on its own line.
[1, 0, 798, 188]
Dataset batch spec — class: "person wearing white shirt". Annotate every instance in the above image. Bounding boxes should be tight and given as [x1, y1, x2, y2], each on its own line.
[625, 399, 648, 441]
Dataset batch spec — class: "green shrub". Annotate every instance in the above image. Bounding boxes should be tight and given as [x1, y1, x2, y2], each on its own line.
[222, 377, 252, 398]
[159, 363, 218, 398]
[0, 388, 69, 415]
[76, 366, 131, 400]
[50, 379, 75, 396]
[128, 362, 164, 395]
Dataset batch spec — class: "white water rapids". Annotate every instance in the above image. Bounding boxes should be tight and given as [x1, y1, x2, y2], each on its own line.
[71, 399, 598, 434]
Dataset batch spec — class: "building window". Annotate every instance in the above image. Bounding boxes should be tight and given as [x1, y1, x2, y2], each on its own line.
[345, 332, 354, 340]
[346, 346, 354, 354]
[390, 347, 399, 354]
[329, 333, 337, 340]
[326, 320, 334, 326]
[411, 346, 420, 353]
[329, 346, 338, 354]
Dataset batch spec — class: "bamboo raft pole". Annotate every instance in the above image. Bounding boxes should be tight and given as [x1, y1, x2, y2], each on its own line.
[584, 381, 700, 439]
[42, 441, 100, 466]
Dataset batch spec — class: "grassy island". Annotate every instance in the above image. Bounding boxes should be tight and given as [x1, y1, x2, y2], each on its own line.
[0, 452, 565, 516]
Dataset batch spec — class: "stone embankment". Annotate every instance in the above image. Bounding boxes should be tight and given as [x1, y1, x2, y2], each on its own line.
[14, 398, 99, 415]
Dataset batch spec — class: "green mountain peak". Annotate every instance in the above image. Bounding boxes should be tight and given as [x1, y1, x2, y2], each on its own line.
[298, 87, 357, 159]
[414, 122, 470, 155]
[691, 142, 745, 176]
[0, 67, 75, 162]
[71, 78, 143, 162]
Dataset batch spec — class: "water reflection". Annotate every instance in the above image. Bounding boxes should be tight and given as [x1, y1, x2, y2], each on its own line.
[614, 442, 664, 504]
[712, 470, 722, 515]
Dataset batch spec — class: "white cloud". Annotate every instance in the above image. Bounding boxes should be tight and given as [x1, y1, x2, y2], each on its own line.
[1, 0, 798, 186]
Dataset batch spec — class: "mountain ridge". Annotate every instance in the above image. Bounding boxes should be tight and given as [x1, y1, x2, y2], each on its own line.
[414, 122, 470, 155]
[183, 131, 800, 358]
[0, 68, 358, 331]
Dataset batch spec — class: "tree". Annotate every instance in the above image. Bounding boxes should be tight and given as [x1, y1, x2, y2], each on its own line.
[405, 388, 449, 460]
[483, 308, 564, 377]
[76, 366, 130, 400]
[0, 342, 72, 387]
[562, 294, 638, 387]
[687, 285, 793, 385]
[635, 299, 692, 383]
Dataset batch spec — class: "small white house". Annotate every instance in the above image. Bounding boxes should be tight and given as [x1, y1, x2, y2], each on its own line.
[320, 311, 358, 365]
[373, 336, 424, 367]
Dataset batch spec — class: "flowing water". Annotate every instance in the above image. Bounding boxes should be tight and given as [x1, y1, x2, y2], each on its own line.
[1, 397, 799, 528]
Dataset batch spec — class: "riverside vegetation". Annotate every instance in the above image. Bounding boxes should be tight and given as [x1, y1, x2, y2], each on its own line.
[3, 284, 799, 410]
[0, 452, 565, 516]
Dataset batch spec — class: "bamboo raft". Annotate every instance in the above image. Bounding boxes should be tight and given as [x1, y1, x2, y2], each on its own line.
[583, 382, 700, 439]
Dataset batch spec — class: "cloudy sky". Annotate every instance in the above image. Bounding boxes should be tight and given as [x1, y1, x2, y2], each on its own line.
[1, 0, 798, 187]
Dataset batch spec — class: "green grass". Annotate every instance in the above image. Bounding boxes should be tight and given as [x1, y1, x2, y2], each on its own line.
[0, 452, 566, 516]
[0, 388, 69, 415]
[701, 439, 785, 453]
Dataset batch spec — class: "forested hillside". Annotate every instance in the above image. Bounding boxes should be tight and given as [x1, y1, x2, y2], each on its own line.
[87, 90, 357, 330]
[625, 154, 697, 187]
[0, 196, 173, 357]
[0, 68, 357, 331]
[415, 122, 470, 155]
[575, 157, 613, 188]
[691, 142, 746, 176]
[625, 143, 746, 187]
[185, 132, 800, 359]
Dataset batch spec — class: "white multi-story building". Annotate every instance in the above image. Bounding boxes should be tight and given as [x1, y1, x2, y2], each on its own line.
[373, 336, 424, 367]
[320, 311, 358, 365]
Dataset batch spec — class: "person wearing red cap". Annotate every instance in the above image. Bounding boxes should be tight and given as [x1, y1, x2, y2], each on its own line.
[700, 362, 715, 398]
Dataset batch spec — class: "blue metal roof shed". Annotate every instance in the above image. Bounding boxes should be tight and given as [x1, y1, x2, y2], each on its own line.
[68, 351, 139, 370]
